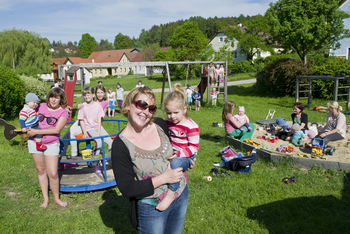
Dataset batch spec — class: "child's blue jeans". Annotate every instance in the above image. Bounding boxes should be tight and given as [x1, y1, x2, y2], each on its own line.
[169, 154, 195, 192]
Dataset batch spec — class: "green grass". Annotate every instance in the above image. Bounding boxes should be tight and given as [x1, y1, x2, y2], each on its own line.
[1, 82, 350, 233]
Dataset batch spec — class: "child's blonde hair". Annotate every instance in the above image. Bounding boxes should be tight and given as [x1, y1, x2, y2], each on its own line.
[164, 83, 189, 117]
[222, 101, 236, 122]
[82, 86, 96, 101]
[107, 87, 113, 93]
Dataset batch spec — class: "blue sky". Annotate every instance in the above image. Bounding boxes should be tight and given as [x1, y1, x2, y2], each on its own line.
[0, 0, 276, 44]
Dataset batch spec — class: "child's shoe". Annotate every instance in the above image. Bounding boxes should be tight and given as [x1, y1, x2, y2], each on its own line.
[239, 128, 246, 132]
[36, 143, 47, 151]
[248, 127, 252, 131]
[93, 166, 102, 174]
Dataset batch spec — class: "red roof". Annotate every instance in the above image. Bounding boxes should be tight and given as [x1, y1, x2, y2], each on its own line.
[65, 57, 92, 64]
[88, 49, 135, 63]
[52, 58, 66, 65]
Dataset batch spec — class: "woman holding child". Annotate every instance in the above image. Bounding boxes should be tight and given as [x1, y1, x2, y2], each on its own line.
[222, 101, 255, 141]
[317, 101, 346, 145]
[111, 86, 195, 233]
[27, 88, 68, 208]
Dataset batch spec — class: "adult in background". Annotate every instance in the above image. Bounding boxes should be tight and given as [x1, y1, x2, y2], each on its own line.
[317, 101, 346, 145]
[112, 86, 195, 233]
[222, 101, 255, 141]
[291, 102, 308, 131]
[27, 88, 68, 208]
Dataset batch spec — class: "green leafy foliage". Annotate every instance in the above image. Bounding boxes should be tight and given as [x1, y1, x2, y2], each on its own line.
[230, 60, 258, 74]
[266, 0, 350, 64]
[114, 33, 133, 50]
[225, 15, 273, 61]
[0, 29, 52, 76]
[0, 65, 26, 119]
[312, 57, 350, 99]
[256, 58, 312, 96]
[170, 21, 208, 61]
[19, 75, 50, 100]
[78, 33, 97, 58]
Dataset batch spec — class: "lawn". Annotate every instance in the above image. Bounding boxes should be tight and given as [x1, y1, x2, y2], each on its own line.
[1, 81, 349, 233]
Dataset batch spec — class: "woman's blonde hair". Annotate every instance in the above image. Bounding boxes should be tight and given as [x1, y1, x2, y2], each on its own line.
[121, 86, 156, 118]
[95, 85, 107, 101]
[327, 101, 343, 112]
[46, 87, 68, 108]
[222, 101, 236, 122]
[164, 83, 189, 117]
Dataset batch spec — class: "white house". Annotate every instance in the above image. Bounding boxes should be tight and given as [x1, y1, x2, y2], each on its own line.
[208, 26, 281, 62]
[330, 0, 350, 59]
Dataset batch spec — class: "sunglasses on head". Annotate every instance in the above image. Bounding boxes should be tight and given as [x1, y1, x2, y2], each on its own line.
[38, 113, 58, 125]
[133, 100, 157, 114]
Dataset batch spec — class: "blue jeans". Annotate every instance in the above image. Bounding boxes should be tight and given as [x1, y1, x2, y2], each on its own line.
[137, 185, 189, 234]
[169, 155, 195, 192]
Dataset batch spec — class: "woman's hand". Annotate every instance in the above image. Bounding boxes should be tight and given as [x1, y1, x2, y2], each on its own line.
[26, 127, 36, 137]
[83, 133, 89, 139]
[187, 158, 196, 171]
[163, 163, 183, 184]
[320, 133, 327, 138]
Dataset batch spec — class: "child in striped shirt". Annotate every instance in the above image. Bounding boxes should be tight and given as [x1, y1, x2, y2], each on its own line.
[156, 83, 199, 211]
[19, 93, 46, 151]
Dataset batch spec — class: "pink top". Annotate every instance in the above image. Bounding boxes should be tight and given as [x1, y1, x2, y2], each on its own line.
[99, 100, 109, 111]
[234, 114, 249, 124]
[30, 103, 68, 144]
[225, 113, 238, 134]
[166, 118, 199, 158]
[78, 101, 104, 131]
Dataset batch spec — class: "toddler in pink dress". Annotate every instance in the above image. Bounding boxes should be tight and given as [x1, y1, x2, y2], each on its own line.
[234, 106, 252, 132]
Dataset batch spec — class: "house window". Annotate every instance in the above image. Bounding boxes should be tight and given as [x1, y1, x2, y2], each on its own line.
[257, 51, 261, 57]
[94, 69, 97, 73]
[120, 68, 122, 72]
[233, 51, 238, 59]
[124, 68, 126, 72]
[219, 37, 223, 42]
[139, 66, 141, 71]
[99, 69, 102, 74]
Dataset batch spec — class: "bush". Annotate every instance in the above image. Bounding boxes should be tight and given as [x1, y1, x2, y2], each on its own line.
[230, 60, 258, 74]
[0, 65, 26, 120]
[19, 75, 50, 100]
[256, 59, 312, 96]
[311, 57, 350, 99]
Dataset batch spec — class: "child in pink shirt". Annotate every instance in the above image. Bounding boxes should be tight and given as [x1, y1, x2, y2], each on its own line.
[234, 106, 252, 132]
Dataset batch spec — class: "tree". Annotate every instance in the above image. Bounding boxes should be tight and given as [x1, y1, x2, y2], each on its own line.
[78, 33, 97, 58]
[170, 21, 208, 61]
[225, 15, 273, 61]
[114, 33, 133, 50]
[0, 29, 52, 75]
[266, 0, 350, 64]
[94, 39, 114, 51]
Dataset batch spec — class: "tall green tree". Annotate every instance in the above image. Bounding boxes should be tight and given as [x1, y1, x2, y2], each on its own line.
[94, 39, 114, 51]
[170, 21, 208, 61]
[78, 33, 97, 58]
[266, 0, 350, 64]
[114, 33, 133, 50]
[225, 15, 273, 61]
[0, 29, 52, 75]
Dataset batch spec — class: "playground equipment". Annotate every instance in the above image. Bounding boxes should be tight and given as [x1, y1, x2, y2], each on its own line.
[295, 76, 350, 109]
[58, 119, 127, 192]
[311, 138, 326, 159]
[62, 69, 77, 122]
[60, 60, 228, 107]
[0, 119, 28, 147]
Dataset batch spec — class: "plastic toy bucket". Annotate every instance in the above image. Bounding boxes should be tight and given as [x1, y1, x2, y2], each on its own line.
[81, 149, 92, 160]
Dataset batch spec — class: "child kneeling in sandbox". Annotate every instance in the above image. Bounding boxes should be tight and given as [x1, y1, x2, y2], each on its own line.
[156, 83, 199, 211]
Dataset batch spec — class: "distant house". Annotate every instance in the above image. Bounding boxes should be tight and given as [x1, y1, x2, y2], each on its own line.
[38, 58, 66, 81]
[88, 49, 140, 77]
[330, 0, 350, 59]
[209, 25, 281, 62]
[64, 57, 92, 84]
